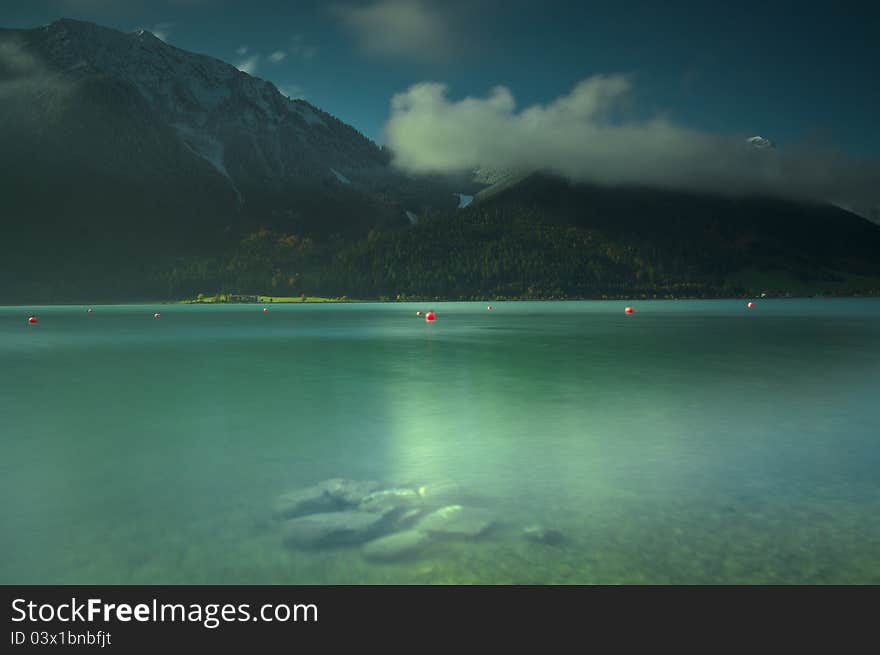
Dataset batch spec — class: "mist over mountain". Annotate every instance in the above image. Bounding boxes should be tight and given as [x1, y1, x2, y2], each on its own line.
[1, 18, 878, 303]
[383, 78, 880, 216]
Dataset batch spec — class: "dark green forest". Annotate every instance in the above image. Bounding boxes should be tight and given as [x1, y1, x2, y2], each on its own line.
[158, 187, 880, 301]
[6, 171, 880, 303]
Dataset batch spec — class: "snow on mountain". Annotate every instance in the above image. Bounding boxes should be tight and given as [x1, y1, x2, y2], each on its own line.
[173, 122, 242, 204]
[41, 19, 285, 126]
[455, 193, 474, 208]
[330, 168, 351, 184]
[746, 135, 774, 149]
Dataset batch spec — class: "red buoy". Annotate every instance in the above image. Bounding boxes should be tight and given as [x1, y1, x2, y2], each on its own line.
[747, 302, 754, 309]
[487, 306, 493, 311]
[153, 312, 161, 319]
[416, 311, 423, 317]
[263, 307, 269, 313]
[624, 306, 634, 314]
[27, 316, 38, 324]
[425, 311, 436, 322]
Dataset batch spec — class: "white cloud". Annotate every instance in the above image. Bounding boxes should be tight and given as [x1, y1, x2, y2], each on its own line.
[151, 22, 173, 42]
[383, 76, 880, 210]
[134, 22, 173, 42]
[333, 0, 463, 60]
[236, 55, 260, 75]
[278, 84, 305, 99]
[268, 50, 287, 63]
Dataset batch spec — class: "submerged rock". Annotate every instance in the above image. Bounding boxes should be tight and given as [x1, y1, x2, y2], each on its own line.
[415, 480, 467, 506]
[362, 530, 432, 562]
[272, 477, 494, 555]
[523, 525, 565, 546]
[321, 478, 385, 505]
[273, 478, 382, 519]
[359, 488, 422, 513]
[282, 510, 395, 549]
[389, 507, 428, 531]
[416, 505, 496, 538]
[273, 488, 339, 520]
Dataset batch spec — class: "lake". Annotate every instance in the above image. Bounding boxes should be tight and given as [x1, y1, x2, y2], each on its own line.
[1, 299, 879, 584]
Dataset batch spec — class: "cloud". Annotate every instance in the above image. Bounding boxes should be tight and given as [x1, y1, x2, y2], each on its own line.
[140, 22, 174, 42]
[0, 37, 42, 78]
[238, 37, 313, 73]
[236, 36, 314, 75]
[236, 55, 260, 75]
[278, 84, 305, 99]
[0, 34, 75, 100]
[332, 0, 464, 60]
[383, 76, 880, 210]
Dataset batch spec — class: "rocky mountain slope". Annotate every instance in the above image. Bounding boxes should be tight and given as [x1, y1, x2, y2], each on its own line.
[0, 19, 453, 301]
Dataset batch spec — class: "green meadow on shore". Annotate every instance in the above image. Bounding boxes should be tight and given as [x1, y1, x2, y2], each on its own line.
[180, 294, 357, 304]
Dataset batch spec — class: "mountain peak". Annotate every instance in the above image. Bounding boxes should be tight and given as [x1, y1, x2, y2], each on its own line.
[48, 17, 96, 27]
[135, 28, 160, 40]
[747, 135, 774, 149]
[44, 17, 105, 33]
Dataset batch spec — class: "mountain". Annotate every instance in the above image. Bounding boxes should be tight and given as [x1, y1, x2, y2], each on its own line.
[297, 173, 880, 300]
[0, 18, 454, 302]
[1, 19, 879, 302]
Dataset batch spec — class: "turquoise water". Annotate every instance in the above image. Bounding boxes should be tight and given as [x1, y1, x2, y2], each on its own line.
[2, 300, 879, 584]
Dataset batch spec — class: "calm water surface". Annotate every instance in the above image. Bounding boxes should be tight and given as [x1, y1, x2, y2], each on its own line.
[1, 300, 879, 583]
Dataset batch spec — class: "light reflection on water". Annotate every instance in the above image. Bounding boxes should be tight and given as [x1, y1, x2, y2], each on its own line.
[1, 299, 879, 583]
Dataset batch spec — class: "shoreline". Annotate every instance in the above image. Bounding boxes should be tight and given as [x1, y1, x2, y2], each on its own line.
[4, 294, 880, 308]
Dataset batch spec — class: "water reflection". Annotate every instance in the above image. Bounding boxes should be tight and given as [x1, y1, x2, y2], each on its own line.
[1, 301, 879, 583]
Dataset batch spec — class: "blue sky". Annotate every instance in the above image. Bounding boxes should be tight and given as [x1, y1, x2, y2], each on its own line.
[3, 0, 878, 159]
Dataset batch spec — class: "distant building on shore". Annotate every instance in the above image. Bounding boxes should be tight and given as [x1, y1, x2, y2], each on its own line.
[227, 294, 261, 303]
